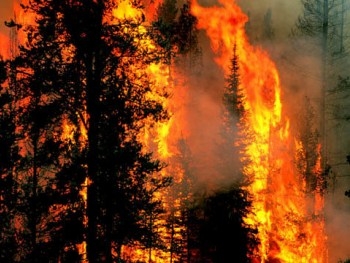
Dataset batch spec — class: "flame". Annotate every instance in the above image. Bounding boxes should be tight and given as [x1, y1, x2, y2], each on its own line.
[191, 0, 327, 262]
[0, 32, 10, 58]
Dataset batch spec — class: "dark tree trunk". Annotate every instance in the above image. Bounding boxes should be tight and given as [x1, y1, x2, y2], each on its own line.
[85, 2, 104, 261]
[321, 0, 328, 178]
[30, 137, 38, 263]
[86, 51, 101, 262]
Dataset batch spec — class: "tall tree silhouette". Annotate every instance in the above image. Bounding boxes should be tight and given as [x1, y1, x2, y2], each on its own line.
[10, 2, 85, 261]
[12, 0, 172, 262]
[187, 187, 256, 263]
[217, 43, 244, 182]
[0, 57, 19, 262]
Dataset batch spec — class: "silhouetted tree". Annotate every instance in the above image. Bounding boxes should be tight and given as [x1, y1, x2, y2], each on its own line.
[295, 97, 324, 193]
[163, 137, 196, 263]
[10, 2, 85, 260]
[153, 0, 200, 65]
[217, 43, 244, 182]
[262, 9, 275, 41]
[13, 0, 172, 262]
[187, 187, 256, 263]
[0, 57, 18, 262]
[224, 43, 244, 120]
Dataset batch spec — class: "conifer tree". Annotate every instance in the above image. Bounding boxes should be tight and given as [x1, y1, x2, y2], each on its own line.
[295, 97, 325, 193]
[10, 2, 85, 260]
[292, 0, 349, 175]
[262, 9, 275, 41]
[0, 57, 18, 262]
[218, 43, 244, 182]
[12, 0, 172, 262]
[153, 0, 200, 65]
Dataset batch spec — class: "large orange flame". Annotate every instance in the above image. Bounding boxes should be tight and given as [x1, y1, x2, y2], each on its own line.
[191, 0, 327, 262]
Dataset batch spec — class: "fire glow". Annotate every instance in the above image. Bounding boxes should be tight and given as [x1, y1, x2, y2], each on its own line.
[191, 0, 327, 262]
[1, 0, 329, 262]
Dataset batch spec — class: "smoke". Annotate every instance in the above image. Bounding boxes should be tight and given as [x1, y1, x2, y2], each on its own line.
[176, 31, 231, 190]
[326, 190, 350, 262]
[238, 0, 301, 39]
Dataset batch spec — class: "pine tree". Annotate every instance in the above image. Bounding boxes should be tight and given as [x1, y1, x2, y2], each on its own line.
[0, 57, 19, 262]
[153, 0, 200, 65]
[217, 43, 244, 182]
[224, 43, 244, 119]
[262, 9, 275, 41]
[187, 187, 255, 263]
[11, 2, 85, 260]
[295, 97, 325, 193]
[292, 0, 350, 194]
[12, 0, 172, 262]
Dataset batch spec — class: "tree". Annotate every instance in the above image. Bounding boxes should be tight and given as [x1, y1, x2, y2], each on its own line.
[217, 43, 244, 183]
[223, 43, 244, 120]
[10, 2, 86, 260]
[0, 57, 18, 262]
[13, 0, 172, 262]
[345, 152, 350, 198]
[164, 137, 196, 263]
[153, 0, 200, 67]
[262, 8, 275, 41]
[291, 0, 350, 181]
[187, 186, 256, 263]
[295, 96, 325, 193]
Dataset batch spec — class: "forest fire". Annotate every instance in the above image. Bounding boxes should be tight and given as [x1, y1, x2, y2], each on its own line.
[2, 0, 347, 262]
[191, 0, 327, 262]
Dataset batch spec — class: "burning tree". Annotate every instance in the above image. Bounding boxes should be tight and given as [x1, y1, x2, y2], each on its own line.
[192, 0, 328, 262]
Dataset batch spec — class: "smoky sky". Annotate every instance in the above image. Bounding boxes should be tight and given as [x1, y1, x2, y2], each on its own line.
[0, 0, 13, 35]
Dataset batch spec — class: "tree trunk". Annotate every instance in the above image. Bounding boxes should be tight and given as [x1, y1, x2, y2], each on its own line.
[104, 184, 113, 262]
[169, 213, 175, 263]
[86, 51, 100, 262]
[85, 2, 103, 261]
[321, 0, 328, 176]
[30, 137, 38, 263]
[340, 0, 345, 53]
